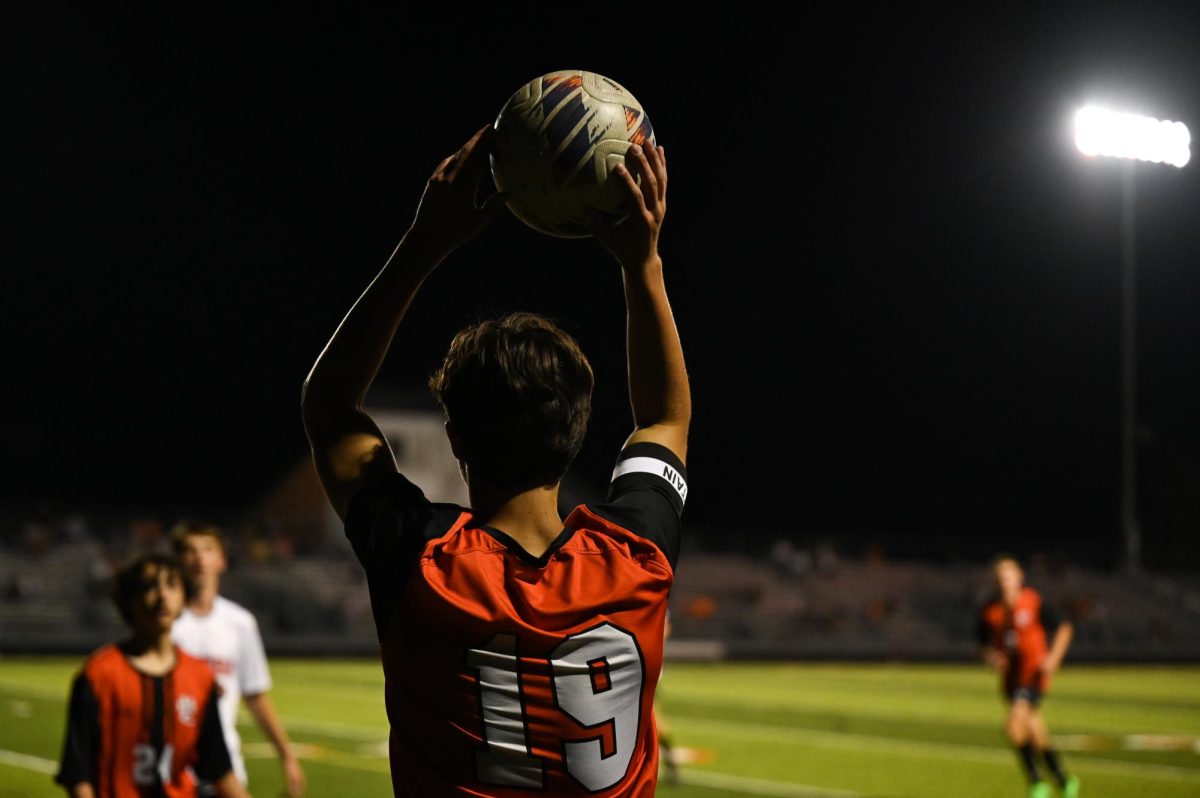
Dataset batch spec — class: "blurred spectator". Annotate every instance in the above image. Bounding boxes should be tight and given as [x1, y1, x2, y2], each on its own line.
[814, 541, 841, 574]
[86, 547, 118, 599]
[770, 539, 812, 578]
[62, 514, 90, 543]
[864, 595, 896, 626]
[686, 595, 717, 622]
[6, 572, 43, 602]
[23, 522, 51, 558]
[129, 517, 166, 552]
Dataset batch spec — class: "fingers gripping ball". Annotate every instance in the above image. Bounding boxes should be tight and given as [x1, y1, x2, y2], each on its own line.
[490, 70, 656, 238]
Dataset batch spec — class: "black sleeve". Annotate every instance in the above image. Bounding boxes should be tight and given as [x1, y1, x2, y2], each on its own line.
[344, 470, 432, 567]
[55, 672, 98, 788]
[587, 442, 687, 569]
[193, 685, 233, 782]
[344, 470, 465, 638]
[975, 613, 991, 647]
[1039, 602, 1063, 636]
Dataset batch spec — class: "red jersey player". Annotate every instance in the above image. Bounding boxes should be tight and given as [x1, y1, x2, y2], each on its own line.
[56, 553, 250, 798]
[302, 125, 688, 797]
[977, 556, 1079, 798]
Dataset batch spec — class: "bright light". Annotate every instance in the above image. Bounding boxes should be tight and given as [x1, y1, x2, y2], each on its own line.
[1075, 106, 1190, 167]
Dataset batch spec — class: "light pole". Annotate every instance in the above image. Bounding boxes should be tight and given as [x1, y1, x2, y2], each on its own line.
[1074, 106, 1190, 572]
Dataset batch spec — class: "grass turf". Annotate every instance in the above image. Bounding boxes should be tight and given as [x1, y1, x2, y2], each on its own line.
[1, 658, 1197, 797]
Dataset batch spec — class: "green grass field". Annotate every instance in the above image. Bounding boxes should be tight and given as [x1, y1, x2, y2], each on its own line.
[1, 659, 1197, 797]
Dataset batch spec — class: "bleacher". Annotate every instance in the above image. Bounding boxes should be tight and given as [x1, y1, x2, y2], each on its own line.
[668, 551, 1200, 660]
[4, 533, 1200, 661]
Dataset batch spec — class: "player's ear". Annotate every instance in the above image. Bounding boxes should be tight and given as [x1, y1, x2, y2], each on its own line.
[445, 420, 465, 461]
[445, 421, 470, 487]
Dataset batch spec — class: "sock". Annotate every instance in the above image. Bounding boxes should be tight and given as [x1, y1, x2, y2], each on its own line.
[1017, 743, 1041, 783]
[1042, 748, 1068, 787]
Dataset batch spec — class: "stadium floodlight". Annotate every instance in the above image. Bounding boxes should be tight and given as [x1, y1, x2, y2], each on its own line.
[1073, 104, 1190, 572]
[1075, 106, 1191, 167]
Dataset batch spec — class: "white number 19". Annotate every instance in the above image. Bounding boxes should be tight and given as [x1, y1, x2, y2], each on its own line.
[467, 623, 645, 791]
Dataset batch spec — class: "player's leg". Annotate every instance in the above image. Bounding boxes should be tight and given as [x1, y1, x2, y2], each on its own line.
[655, 705, 679, 784]
[1030, 707, 1078, 797]
[1006, 694, 1049, 797]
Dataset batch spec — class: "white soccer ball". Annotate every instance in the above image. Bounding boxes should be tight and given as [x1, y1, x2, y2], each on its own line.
[491, 70, 656, 239]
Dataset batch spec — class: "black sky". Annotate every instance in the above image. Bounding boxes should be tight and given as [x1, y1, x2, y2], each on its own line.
[6, 5, 1200, 566]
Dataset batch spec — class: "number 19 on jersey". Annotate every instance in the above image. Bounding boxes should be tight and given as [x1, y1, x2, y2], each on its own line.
[468, 622, 646, 791]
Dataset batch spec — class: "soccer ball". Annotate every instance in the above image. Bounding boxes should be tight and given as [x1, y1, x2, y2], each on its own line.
[490, 70, 656, 239]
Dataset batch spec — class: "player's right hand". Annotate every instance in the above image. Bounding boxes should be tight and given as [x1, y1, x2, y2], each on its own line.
[408, 125, 508, 256]
[282, 754, 306, 796]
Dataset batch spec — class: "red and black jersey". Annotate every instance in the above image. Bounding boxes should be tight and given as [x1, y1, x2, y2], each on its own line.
[56, 645, 232, 798]
[345, 441, 688, 797]
[977, 587, 1062, 694]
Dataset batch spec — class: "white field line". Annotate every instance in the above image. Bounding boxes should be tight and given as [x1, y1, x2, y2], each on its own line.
[680, 768, 862, 797]
[256, 740, 854, 798]
[0, 681, 65, 699]
[1056, 733, 1200, 754]
[671, 715, 1200, 782]
[0, 748, 58, 774]
[276, 715, 387, 741]
[282, 712, 1200, 782]
[6, 691, 1194, 788]
[241, 743, 390, 775]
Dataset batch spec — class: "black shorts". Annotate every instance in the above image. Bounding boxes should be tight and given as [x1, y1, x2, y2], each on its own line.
[1009, 684, 1043, 706]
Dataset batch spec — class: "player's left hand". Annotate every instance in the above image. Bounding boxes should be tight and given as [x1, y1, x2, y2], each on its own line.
[408, 125, 508, 256]
[282, 754, 306, 796]
[589, 142, 667, 270]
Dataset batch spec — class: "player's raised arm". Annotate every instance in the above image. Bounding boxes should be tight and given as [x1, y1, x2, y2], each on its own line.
[591, 143, 691, 463]
[302, 125, 507, 519]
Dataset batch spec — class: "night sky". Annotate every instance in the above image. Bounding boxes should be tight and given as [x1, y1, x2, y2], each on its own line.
[7, 6, 1200, 566]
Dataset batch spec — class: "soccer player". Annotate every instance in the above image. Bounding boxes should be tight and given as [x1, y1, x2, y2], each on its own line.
[170, 521, 306, 797]
[655, 610, 680, 785]
[978, 556, 1079, 798]
[302, 125, 689, 796]
[56, 553, 249, 798]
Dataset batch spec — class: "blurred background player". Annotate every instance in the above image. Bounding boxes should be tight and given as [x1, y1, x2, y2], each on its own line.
[655, 610, 679, 785]
[301, 125, 689, 795]
[56, 553, 249, 798]
[170, 521, 306, 796]
[978, 556, 1080, 798]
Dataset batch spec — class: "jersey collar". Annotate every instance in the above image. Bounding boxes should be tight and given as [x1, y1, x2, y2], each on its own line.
[480, 525, 576, 568]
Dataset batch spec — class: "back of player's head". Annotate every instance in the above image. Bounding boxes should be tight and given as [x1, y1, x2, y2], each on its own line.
[170, 519, 224, 555]
[429, 312, 594, 491]
[990, 554, 1022, 574]
[112, 552, 191, 626]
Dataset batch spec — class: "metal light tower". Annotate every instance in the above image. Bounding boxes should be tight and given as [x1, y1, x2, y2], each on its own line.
[1074, 106, 1191, 571]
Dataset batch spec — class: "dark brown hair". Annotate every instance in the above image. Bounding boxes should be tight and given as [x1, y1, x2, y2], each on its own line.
[170, 520, 225, 555]
[991, 553, 1022, 571]
[429, 312, 594, 491]
[112, 553, 191, 626]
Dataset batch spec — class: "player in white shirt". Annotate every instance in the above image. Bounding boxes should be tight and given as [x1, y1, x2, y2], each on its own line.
[170, 521, 306, 797]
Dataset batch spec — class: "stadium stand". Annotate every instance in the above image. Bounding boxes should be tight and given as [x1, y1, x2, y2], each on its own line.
[4, 519, 1200, 661]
